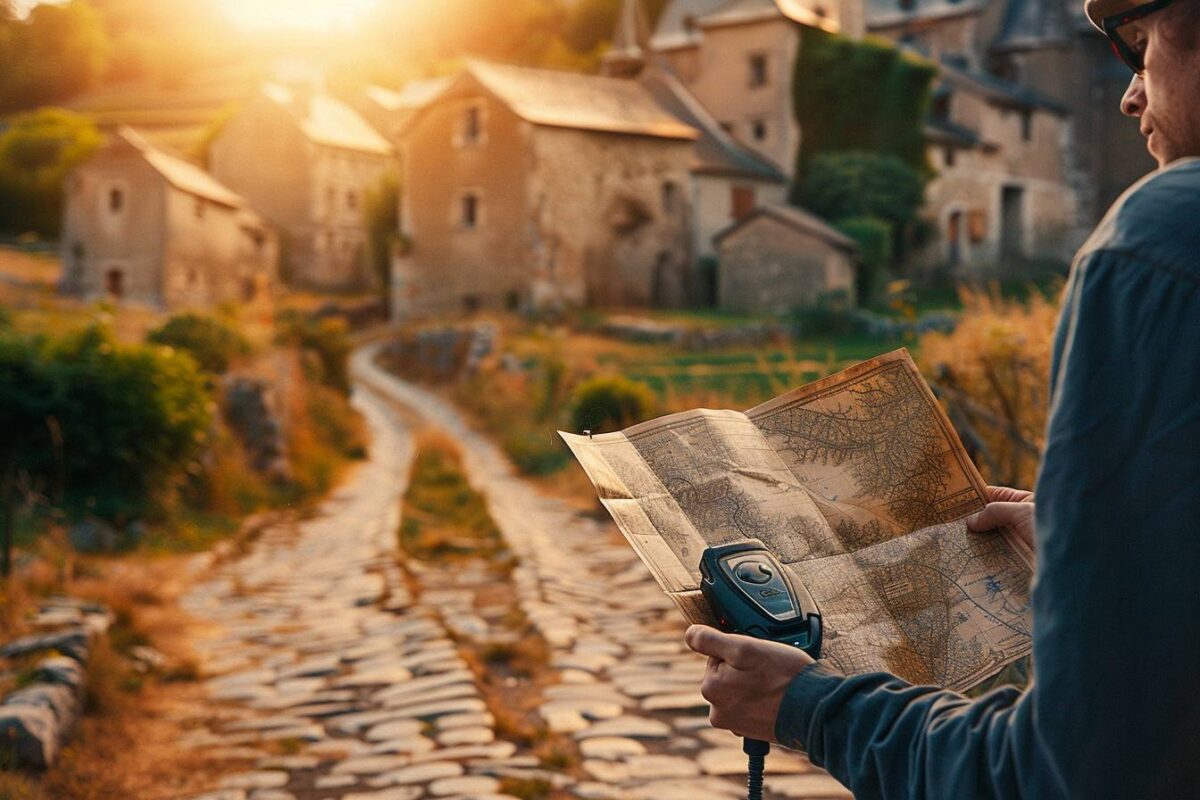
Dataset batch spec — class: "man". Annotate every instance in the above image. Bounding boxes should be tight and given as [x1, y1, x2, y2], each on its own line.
[686, 2, 1200, 797]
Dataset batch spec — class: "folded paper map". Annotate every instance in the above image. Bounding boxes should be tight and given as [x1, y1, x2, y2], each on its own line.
[562, 349, 1033, 691]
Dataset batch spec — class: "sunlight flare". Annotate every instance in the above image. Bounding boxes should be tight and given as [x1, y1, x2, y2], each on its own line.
[217, 0, 380, 33]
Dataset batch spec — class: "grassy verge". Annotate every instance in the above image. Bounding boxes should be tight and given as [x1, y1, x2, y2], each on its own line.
[397, 433, 583, 789]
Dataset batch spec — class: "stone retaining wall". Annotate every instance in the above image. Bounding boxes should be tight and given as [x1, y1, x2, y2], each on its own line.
[0, 598, 113, 770]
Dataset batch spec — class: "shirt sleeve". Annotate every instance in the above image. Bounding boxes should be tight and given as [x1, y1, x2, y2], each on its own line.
[773, 248, 1200, 800]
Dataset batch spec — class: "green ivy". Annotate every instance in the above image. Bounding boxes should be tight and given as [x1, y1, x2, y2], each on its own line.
[791, 27, 936, 184]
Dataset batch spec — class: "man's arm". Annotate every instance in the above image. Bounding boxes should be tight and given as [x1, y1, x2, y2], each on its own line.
[690, 247, 1200, 799]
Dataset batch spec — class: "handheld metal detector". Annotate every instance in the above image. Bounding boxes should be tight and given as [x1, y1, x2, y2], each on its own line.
[699, 540, 823, 800]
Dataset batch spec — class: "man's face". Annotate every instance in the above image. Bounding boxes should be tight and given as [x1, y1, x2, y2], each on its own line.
[1119, 4, 1200, 166]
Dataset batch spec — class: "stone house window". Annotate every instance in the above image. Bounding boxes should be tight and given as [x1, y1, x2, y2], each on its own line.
[108, 187, 124, 214]
[662, 181, 679, 215]
[731, 185, 755, 221]
[944, 146, 957, 168]
[748, 53, 768, 88]
[750, 118, 768, 143]
[460, 102, 485, 148]
[460, 192, 481, 230]
[1021, 111, 1034, 142]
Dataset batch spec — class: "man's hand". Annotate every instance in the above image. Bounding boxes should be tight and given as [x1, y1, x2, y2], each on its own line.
[966, 485, 1036, 555]
[685, 625, 815, 742]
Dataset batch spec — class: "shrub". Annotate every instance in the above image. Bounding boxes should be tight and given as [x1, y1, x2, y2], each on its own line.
[0, 324, 212, 524]
[147, 313, 249, 374]
[837, 216, 895, 305]
[276, 312, 352, 394]
[918, 286, 1060, 489]
[569, 375, 658, 435]
[798, 152, 926, 231]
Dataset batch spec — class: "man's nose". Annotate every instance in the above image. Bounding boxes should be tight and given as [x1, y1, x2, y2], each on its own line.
[1121, 75, 1147, 117]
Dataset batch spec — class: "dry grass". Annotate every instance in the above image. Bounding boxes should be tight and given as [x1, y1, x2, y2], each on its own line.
[918, 285, 1060, 489]
[0, 550, 224, 800]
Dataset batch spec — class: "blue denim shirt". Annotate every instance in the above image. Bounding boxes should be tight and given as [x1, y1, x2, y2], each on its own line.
[775, 158, 1200, 799]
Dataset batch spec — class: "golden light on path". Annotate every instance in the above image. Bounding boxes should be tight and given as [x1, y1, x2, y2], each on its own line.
[218, 0, 380, 33]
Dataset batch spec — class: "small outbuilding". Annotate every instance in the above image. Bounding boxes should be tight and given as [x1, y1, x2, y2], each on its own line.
[714, 203, 859, 315]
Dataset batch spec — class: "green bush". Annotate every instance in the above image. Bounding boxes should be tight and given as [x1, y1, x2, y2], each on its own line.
[569, 375, 657, 435]
[0, 324, 213, 523]
[0, 109, 101, 236]
[838, 216, 894, 305]
[147, 313, 249, 374]
[276, 312, 352, 394]
[503, 429, 572, 476]
[798, 153, 925, 232]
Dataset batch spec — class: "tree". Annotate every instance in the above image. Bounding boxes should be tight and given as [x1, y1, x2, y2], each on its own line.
[0, 1, 110, 112]
[364, 174, 401, 299]
[0, 108, 101, 236]
[147, 313, 250, 374]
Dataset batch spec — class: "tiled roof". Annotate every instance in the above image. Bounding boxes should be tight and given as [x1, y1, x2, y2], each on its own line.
[651, 0, 728, 50]
[925, 117, 984, 149]
[993, 0, 1072, 52]
[116, 127, 247, 209]
[263, 83, 393, 155]
[639, 68, 785, 181]
[651, 0, 837, 49]
[698, 0, 839, 31]
[940, 60, 1069, 114]
[461, 61, 697, 140]
[866, 0, 987, 29]
[714, 202, 860, 252]
[366, 77, 453, 112]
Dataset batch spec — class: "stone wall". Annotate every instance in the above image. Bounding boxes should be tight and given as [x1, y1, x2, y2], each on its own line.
[0, 599, 113, 770]
[717, 216, 857, 315]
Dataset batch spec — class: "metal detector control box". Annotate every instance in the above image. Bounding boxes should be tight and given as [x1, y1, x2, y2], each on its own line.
[700, 540, 822, 657]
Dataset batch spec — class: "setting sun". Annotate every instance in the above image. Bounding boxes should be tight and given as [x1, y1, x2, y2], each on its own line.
[217, 0, 380, 32]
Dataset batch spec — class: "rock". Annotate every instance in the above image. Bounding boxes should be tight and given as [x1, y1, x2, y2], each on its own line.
[640, 692, 708, 713]
[333, 755, 414, 775]
[0, 705, 58, 769]
[436, 726, 493, 746]
[0, 628, 90, 662]
[583, 760, 631, 783]
[435, 712, 495, 731]
[427, 776, 502, 797]
[218, 771, 290, 790]
[578, 737, 647, 761]
[376, 761, 464, 785]
[625, 779, 743, 800]
[623, 755, 701, 780]
[573, 782, 631, 800]
[5, 684, 81, 729]
[574, 717, 672, 740]
[184, 792, 248, 800]
[367, 736, 437, 756]
[256, 755, 319, 770]
[68, 518, 119, 553]
[32, 656, 85, 689]
[364, 719, 424, 742]
[343, 789, 422, 800]
[315, 774, 359, 789]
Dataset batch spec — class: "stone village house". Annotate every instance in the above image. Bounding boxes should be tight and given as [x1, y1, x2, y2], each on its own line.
[392, 60, 700, 317]
[209, 84, 395, 292]
[60, 127, 279, 310]
[651, 0, 1082, 275]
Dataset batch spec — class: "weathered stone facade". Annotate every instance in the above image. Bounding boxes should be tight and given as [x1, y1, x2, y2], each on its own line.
[60, 128, 278, 310]
[715, 204, 858, 315]
[210, 85, 396, 291]
[395, 62, 696, 318]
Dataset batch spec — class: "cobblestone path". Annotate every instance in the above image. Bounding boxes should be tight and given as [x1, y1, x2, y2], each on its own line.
[172, 345, 851, 800]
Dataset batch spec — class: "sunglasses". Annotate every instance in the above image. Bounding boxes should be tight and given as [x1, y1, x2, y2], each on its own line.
[1102, 0, 1181, 74]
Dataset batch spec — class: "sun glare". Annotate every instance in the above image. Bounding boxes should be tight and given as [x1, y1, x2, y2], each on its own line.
[218, 0, 380, 33]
